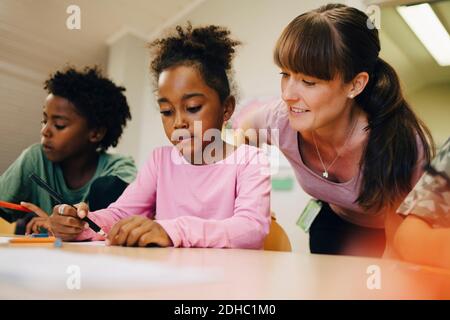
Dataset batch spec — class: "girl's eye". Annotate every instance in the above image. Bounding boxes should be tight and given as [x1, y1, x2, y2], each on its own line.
[302, 80, 316, 86]
[187, 106, 202, 113]
[160, 110, 172, 116]
[280, 72, 290, 78]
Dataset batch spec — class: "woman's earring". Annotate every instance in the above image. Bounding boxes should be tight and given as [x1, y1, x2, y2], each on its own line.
[349, 94, 354, 99]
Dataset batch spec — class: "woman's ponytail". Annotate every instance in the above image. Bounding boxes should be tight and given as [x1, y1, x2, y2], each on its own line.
[356, 58, 434, 210]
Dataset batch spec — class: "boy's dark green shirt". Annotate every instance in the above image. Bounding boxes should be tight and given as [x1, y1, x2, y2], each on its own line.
[0, 143, 137, 222]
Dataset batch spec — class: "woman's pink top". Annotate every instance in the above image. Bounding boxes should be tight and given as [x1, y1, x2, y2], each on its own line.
[238, 98, 424, 228]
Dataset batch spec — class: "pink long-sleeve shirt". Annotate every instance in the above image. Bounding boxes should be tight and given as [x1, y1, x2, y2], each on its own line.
[76, 144, 271, 249]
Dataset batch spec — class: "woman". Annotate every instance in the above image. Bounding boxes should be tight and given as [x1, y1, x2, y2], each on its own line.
[237, 3, 434, 257]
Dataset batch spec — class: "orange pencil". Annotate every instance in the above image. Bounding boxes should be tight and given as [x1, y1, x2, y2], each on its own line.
[0, 201, 33, 213]
[9, 236, 57, 244]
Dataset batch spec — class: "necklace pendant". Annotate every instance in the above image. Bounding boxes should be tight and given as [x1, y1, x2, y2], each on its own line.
[322, 171, 329, 179]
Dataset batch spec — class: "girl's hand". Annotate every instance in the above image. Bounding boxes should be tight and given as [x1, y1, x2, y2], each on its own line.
[107, 216, 173, 247]
[48, 203, 89, 241]
[20, 202, 52, 235]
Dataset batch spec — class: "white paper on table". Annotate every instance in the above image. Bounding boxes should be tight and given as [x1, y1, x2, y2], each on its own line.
[0, 248, 220, 291]
[0, 236, 12, 244]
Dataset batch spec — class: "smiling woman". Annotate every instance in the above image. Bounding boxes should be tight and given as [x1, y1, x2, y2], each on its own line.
[236, 3, 435, 257]
[0, 66, 137, 235]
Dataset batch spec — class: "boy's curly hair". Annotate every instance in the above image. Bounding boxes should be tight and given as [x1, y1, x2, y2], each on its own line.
[149, 24, 241, 102]
[44, 66, 131, 151]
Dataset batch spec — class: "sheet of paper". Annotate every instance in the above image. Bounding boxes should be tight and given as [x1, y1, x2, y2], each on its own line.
[0, 248, 220, 291]
[0, 236, 12, 244]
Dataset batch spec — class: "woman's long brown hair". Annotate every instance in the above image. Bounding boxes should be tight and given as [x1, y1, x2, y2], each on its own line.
[274, 3, 434, 211]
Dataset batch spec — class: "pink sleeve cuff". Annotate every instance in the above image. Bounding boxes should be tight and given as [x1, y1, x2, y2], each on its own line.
[156, 219, 181, 247]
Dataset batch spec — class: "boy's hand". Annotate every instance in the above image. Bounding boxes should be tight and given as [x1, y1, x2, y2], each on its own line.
[20, 202, 52, 235]
[107, 216, 173, 247]
[26, 217, 51, 235]
[49, 203, 89, 241]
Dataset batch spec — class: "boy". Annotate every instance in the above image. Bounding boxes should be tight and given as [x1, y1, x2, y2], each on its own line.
[0, 66, 137, 234]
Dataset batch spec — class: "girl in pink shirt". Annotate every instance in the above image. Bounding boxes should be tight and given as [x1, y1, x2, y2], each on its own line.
[48, 24, 271, 249]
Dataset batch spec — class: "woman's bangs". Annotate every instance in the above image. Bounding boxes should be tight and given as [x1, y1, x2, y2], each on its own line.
[274, 15, 341, 81]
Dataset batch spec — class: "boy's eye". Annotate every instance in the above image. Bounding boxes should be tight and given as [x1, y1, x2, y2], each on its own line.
[187, 106, 202, 113]
[160, 110, 172, 116]
[41, 120, 66, 130]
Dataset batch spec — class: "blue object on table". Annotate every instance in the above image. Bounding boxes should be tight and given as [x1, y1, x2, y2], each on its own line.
[31, 233, 49, 238]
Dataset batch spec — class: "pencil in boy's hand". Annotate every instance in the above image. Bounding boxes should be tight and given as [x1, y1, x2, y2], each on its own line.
[28, 173, 107, 237]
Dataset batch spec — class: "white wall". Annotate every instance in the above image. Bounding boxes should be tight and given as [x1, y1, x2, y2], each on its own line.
[107, 34, 154, 165]
[0, 67, 46, 174]
[407, 82, 450, 147]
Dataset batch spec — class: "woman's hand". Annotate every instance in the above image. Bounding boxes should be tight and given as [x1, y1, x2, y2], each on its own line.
[48, 203, 89, 241]
[107, 216, 173, 247]
[20, 202, 52, 235]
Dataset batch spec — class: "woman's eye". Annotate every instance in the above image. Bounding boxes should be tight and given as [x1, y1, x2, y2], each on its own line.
[160, 110, 172, 116]
[187, 106, 202, 113]
[54, 124, 66, 130]
[302, 80, 316, 86]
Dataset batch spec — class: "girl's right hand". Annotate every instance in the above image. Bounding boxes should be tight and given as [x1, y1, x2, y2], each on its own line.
[49, 203, 89, 241]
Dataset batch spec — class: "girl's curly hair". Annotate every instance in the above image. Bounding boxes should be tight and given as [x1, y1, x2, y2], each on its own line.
[149, 23, 241, 102]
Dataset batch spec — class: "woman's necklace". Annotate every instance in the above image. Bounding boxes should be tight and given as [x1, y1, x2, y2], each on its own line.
[312, 115, 358, 179]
